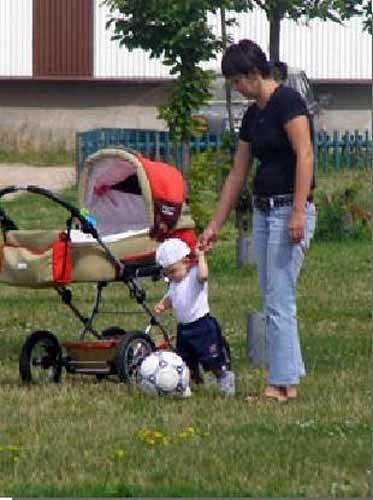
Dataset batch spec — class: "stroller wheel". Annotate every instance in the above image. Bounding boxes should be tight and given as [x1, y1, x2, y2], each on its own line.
[19, 331, 62, 384]
[100, 326, 127, 339]
[115, 331, 155, 382]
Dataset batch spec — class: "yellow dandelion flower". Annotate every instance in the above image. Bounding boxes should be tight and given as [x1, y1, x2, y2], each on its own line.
[178, 431, 188, 438]
[114, 448, 125, 458]
[153, 431, 163, 438]
[138, 428, 151, 438]
[147, 439, 155, 445]
[185, 426, 195, 434]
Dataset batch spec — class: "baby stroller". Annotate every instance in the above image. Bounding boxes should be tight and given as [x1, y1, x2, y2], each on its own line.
[0, 148, 231, 384]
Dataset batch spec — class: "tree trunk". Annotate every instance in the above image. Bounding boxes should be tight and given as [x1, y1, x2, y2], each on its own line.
[220, 7, 234, 134]
[269, 12, 281, 61]
[181, 139, 190, 173]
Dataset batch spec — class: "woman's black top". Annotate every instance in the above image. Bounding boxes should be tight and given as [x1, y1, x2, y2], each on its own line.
[239, 84, 315, 196]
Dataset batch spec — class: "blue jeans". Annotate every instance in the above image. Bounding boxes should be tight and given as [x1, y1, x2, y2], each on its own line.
[253, 202, 316, 386]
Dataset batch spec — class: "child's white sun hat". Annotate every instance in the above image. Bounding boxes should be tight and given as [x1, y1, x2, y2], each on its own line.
[155, 238, 191, 268]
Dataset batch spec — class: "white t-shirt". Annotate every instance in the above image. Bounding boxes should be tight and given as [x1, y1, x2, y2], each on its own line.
[165, 265, 209, 324]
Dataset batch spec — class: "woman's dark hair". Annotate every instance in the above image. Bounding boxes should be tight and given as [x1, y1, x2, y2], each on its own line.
[221, 39, 271, 78]
[268, 60, 288, 81]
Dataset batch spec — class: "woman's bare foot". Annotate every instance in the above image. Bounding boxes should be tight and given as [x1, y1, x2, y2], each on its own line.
[286, 386, 297, 399]
[263, 385, 287, 403]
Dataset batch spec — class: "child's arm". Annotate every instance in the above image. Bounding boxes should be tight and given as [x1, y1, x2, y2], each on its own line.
[195, 247, 208, 282]
[154, 295, 172, 315]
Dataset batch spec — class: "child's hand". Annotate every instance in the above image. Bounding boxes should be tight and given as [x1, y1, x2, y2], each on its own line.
[154, 302, 166, 315]
[194, 244, 205, 258]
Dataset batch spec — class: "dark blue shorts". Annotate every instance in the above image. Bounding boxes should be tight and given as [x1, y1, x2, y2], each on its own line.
[176, 314, 226, 371]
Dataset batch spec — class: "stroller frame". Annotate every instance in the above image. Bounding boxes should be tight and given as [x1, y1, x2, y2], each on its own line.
[0, 184, 174, 384]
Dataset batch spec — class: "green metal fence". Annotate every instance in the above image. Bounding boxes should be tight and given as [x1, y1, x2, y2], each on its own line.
[76, 128, 372, 175]
[316, 129, 373, 172]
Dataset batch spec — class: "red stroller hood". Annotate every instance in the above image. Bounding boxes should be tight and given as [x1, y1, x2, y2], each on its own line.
[78, 148, 196, 248]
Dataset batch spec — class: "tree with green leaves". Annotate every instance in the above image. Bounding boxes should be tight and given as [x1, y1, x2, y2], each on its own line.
[104, 0, 249, 170]
[103, 0, 369, 171]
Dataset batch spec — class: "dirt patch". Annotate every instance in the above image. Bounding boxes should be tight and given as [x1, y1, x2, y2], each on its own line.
[0, 164, 76, 193]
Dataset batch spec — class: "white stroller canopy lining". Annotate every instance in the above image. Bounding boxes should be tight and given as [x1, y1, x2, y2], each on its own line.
[81, 153, 152, 237]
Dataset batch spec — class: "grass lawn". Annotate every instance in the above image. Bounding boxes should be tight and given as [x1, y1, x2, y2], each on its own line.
[0, 185, 371, 497]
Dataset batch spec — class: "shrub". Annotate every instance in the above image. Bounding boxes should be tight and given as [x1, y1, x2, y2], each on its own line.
[186, 150, 229, 235]
[187, 150, 371, 243]
[314, 174, 371, 241]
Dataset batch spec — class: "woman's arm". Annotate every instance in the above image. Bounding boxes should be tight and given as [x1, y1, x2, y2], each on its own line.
[284, 115, 313, 244]
[199, 140, 252, 250]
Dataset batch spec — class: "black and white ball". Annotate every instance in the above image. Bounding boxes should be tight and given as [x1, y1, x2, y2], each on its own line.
[137, 350, 190, 396]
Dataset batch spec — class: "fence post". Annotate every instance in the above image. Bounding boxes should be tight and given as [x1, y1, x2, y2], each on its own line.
[333, 129, 339, 170]
[354, 129, 362, 168]
[314, 131, 319, 170]
[345, 130, 351, 169]
[75, 132, 82, 181]
[320, 130, 328, 172]
[155, 132, 160, 161]
[364, 130, 370, 168]
[164, 132, 170, 163]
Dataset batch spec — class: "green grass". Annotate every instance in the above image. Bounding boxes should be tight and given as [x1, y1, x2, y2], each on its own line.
[0, 149, 74, 166]
[2, 188, 77, 229]
[0, 187, 371, 497]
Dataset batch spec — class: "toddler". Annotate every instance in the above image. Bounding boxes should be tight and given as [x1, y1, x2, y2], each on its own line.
[154, 238, 235, 396]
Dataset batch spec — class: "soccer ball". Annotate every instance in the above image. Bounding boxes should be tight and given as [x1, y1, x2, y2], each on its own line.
[137, 350, 190, 396]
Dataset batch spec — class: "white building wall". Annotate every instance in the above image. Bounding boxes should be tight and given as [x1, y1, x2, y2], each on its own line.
[280, 15, 372, 79]
[0, 0, 32, 76]
[93, 1, 223, 77]
[0, 0, 369, 81]
[94, 0, 171, 78]
[94, 2, 372, 81]
[227, 9, 372, 79]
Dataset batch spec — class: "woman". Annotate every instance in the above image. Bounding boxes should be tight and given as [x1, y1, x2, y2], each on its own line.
[199, 39, 316, 402]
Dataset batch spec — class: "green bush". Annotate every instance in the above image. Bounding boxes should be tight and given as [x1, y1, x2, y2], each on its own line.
[187, 152, 371, 243]
[186, 148, 253, 240]
[186, 150, 230, 235]
[314, 172, 371, 241]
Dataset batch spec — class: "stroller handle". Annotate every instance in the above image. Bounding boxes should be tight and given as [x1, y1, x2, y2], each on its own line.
[0, 184, 81, 217]
[0, 184, 123, 274]
[0, 184, 98, 233]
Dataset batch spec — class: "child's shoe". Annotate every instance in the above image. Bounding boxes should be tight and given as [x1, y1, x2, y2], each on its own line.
[181, 386, 192, 398]
[217, 370, 235, 396]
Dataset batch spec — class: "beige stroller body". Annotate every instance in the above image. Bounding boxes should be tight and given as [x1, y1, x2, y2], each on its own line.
[0, 148, 197, 383]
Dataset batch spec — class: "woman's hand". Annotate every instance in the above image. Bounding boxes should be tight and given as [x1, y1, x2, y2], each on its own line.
[288, 209, 305, 244]
[198, 224, 218, 252]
